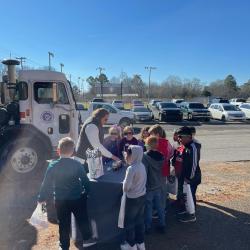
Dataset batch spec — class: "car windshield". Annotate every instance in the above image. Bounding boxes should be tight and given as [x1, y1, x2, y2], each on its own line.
[133, 107, 149, 112]
[223, 105, 240, 111]
[160, 103, 177, 108]
[189, 103, 205, 109]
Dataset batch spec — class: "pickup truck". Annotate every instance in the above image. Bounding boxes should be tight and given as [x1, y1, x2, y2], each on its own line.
[79, 102, 134, 127]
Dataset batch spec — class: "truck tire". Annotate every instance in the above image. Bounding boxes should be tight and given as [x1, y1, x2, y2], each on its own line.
[0, 138, 48, 182]
[119, 118, 132, 128]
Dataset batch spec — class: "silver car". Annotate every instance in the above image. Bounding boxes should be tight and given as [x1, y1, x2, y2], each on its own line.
[132, 106, 153, 122]
[112, 100, 124, 109]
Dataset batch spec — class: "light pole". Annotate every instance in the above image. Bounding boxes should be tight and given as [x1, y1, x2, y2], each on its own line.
[96, 67, 105, 98]
[145, 66, 156, 101]
[60, 63, 64, 72]
[48, 52, 54, 71]
[16, 57, 26, 69]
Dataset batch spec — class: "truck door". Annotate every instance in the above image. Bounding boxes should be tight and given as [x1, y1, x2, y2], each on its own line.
[32, 82, 73, 149]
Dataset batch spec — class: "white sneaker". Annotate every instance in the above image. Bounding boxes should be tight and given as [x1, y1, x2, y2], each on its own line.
[120, 242, 137, 250]
[83, 238, 97, 248]
[137, 242, 146, 250]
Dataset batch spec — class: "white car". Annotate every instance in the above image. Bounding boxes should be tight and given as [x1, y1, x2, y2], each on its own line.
[80, 102, 134, 127]
[112, 100, 124, 109]
[208, 103, 246, 121]
[239, 103, 250, 119]
[230, 98, 246, 107]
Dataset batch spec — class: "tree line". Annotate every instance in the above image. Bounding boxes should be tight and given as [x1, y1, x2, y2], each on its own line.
[72, 73, 250, 101]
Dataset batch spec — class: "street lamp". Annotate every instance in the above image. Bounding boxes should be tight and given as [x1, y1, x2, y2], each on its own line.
[145, 66, 157, 101]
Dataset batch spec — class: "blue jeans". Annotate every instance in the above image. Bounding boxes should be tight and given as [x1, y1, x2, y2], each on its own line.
[145, 189, 166, 229]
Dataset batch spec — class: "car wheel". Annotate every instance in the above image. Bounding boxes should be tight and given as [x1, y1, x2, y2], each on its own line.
[188, 113, 192, 120]
[205, 118, 210, 122]
[0, 138, 48, 182]
[221, 115, 226, 122]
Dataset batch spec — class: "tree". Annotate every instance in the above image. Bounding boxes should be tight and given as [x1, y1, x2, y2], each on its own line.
[97, 73, 109, 98]
[239, 80, 250, 98]
[131, 74, 145, 98]
[224, 75, 238, 98]
[202, 87, 212, 97]
[72, 85, 81, 101]
[86, 76, 98, 96]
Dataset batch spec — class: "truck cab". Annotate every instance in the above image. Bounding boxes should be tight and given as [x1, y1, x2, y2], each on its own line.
[0, 60, 80, 180]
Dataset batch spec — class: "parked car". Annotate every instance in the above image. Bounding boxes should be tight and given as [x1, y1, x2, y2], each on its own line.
[92, 98, 105, 103]
[112, 100, 124, 109]
[149, 99, 161, 108]
[208, 97, 229, 107]
[132, 100, 144, 107]
[172, 98, 184, 107]
[230, 98, 246, 107]
[208, 103, 246, 121]
[180, 102, 211, 121]
[132, 106, 153, 122]
[239, 103, 250, 119]
[80, 102, 134, 127]
[153, 102, 182, 122]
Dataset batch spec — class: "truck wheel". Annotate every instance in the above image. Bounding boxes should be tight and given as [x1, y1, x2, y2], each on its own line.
[221, 115, 226, 122]
[0, 138, 48, 182]
[119, 118, 132, 128]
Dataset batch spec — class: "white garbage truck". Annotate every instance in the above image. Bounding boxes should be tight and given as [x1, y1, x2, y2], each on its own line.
[0, 59, 82, 181]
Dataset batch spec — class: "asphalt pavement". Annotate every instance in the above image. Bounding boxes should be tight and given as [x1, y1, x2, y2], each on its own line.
[133, 120, 250, 162]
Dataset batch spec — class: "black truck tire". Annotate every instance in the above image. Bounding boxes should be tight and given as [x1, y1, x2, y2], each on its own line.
[0, 137, 48, 182]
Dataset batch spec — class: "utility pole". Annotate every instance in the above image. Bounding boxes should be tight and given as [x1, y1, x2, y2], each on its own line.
[16, 57, 26, 69]
[145, 66, 157, 101]
[96, 67, 105, 98]
[48, 51, 54, 71]
[60, 63, 64, 73]
[81, 78, 85, 100]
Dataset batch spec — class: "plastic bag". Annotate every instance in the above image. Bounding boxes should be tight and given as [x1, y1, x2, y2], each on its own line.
[166, 175, 178, 195]
[118, 193, 126, 228]
[86, 148, 104, 179]
[29, 203, 48, 229]
[183, 182, 195, 214]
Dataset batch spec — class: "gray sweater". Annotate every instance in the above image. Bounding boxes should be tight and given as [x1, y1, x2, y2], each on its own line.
[123, 145, 147, 199]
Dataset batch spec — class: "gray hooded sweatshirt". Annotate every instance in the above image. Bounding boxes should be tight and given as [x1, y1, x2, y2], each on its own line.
[123, 145, 147, 199]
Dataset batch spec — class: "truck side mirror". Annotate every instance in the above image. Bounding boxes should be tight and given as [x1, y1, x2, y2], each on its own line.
[52, 82, 58, 103]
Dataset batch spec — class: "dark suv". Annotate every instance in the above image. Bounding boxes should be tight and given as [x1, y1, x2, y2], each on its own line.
[180, 102, 211, 121]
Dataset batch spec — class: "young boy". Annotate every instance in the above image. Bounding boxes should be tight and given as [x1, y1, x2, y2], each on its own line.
[189, 126, 201, 145]
[177, 127, 201, 223]
[122, 145, 147, 250]
[142, 136, 165, 234]
[38, 137, 91, 250]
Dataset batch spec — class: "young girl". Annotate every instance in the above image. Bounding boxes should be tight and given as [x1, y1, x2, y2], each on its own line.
[138, 126, 150, 152]
[103, 125, 122, 164]
[121, 145, 147, 250]
[119, 126, 138, 158]
[148, 125, 173, 211]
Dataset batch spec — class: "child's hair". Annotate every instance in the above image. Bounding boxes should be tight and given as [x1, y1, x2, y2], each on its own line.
[139, 126, 150, 140]
[148, 124, 166, 138]
[189, 126, 196, 135]
[58, 137, 75, 155]
[123, 126, 134, 135]
[145, 136, 158, 150]
[109, 125, 122, 139]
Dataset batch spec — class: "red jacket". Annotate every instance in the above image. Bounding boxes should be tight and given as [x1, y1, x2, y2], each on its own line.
[157, 138, 173, 177]
[172, 144, 185, 177]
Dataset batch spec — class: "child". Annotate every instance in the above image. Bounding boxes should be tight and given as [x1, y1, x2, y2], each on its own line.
[103, 125, 122, 164]
[138, 126, 150, 151]
[142, 136, 165, 234]
[148, 125, 173, 210]
[38, 137, 92, 250]
[189, 126, 201, 145]
[121, 145, 147, 250]
[119, 126, 138, 158]
[177, 126, 201, 223]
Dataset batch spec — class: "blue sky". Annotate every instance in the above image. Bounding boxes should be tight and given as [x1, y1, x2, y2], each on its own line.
[0, 0, 250, 87]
